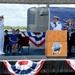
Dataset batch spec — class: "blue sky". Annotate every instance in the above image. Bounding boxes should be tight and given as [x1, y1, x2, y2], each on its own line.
[0, 4, 46, 27]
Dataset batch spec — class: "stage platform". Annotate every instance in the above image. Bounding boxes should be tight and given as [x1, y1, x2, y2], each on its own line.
[0, 47, 75, 61]
[0, 55, 74, 75]
[0, 48, 75, 74]
[2, 47, 75, 61]
[0, 55, 74, 61]
[0, 57, 74, 75]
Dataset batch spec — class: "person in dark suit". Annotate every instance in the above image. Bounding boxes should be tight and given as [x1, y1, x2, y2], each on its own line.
[67, 28, 75, 54]
[4, 30, 9, 52]
[70, 29, 75, 49]
[62, 27, 70, 54]
[16, 29, 22, 52]
[16, 29, 22, 44]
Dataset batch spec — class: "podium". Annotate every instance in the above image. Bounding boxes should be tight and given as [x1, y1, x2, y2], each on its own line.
[45, 30, 67, 57]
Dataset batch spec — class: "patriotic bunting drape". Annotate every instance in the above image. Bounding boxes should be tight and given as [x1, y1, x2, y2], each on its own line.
[22, 32, 45, 47]
[66, 59, 75, 71]
[3, 60, 45, 75]
[1, 59, 75, 75]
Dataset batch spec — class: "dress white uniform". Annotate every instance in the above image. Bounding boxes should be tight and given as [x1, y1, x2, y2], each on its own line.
[0, 19, 4, 54]
[51, 21, 62, 30]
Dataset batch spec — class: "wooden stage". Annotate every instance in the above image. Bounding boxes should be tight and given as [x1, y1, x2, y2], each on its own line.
[0, 55, 74, 61]
[0, 47, 74, 75]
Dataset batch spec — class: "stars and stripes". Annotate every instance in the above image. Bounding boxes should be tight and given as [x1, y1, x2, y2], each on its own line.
[3, 60, 45, 75]
[22, 32, 45, 47]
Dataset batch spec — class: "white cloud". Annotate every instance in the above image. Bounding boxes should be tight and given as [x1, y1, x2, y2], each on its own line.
[0, 4, 47, 27]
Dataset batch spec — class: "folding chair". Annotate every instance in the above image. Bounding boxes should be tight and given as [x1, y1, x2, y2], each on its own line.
[19, 36, 30, 53]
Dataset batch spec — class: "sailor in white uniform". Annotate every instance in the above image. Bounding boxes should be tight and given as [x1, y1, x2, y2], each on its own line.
[0, 16, 4, 55]
[51, 16, 62, 30]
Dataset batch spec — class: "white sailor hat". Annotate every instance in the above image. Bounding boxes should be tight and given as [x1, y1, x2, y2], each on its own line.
[53, 16, 60, 19]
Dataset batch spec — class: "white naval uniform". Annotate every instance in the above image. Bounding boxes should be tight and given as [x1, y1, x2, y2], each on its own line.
[51, 21, 62, 30]
[0, 19, 4, 54]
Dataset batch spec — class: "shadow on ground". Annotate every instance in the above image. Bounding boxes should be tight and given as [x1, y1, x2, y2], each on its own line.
[4, 48, 45, 56]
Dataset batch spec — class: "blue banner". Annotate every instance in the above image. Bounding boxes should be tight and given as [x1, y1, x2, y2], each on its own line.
[49, 7, 75, 31]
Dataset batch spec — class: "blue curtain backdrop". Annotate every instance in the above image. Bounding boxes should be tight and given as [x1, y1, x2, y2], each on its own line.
[49, 7, 75, 30]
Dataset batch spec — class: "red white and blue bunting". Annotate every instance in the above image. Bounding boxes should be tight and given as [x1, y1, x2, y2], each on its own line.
[3, 60, 45, 75]
[2, 59, 75, 74]
[66, 59, 75, 71]
[22, 32, 45, 47]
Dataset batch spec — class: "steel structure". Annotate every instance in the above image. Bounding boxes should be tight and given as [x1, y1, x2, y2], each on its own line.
[0, 0, 74, 4]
